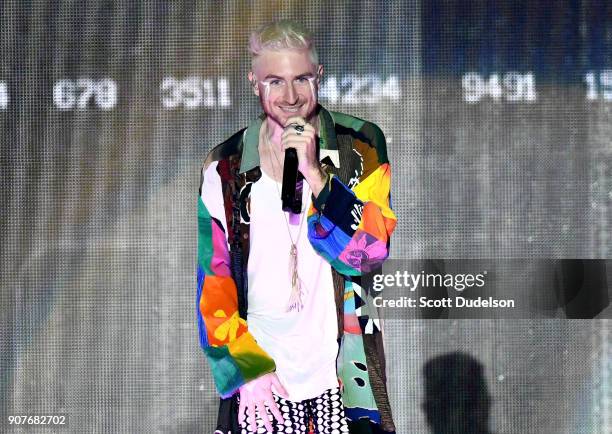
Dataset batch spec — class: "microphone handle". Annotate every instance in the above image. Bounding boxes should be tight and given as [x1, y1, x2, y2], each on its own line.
[281, 147, 301, 213]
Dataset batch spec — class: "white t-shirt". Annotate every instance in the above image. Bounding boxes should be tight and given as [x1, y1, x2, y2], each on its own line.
[246, 168, 339, 402]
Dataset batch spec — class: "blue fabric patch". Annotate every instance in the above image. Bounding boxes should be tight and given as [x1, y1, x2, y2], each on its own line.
[308, 213, 352, 259]
[196, 264, 209, 349]
[320, 176, 363, 237]
[345, 407, 382, 424]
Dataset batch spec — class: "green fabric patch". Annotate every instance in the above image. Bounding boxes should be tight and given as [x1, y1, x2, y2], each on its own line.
[329, 110, 366, 132]
[197, 197, 213, 276]
[337, 333, 378, 411]
[331, 257, 361, 276]
[205, 345, 244, 397]
[318, 105, 338, 151]
[233, 351, 276, 382]
[239, 114, 265, 173]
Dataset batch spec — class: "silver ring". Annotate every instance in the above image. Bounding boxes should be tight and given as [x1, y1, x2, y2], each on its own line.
[294, 124, 304, 135]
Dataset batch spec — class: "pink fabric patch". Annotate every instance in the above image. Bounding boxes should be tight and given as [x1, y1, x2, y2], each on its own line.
[343, 314, 362, 335]
[338, 231, 388, 272]
[210, 220, 231, 277]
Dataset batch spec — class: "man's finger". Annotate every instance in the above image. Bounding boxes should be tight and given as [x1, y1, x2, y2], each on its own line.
[303, 123, 316, 133]
[248, 401, 257, 433]
[257, 401, 273, 432]
[282, 127, 310, 141]
[290, 130, 315, 140]
[284, 116, 306, 127]
[281, 140, 306, 152]
[284, 135, 309, 144]
[267, 397, 285, 426]
[237, 394, 246, 426]
[281, 136, 311, 148]
[283, 138, 307, 148]
[270, 375, 289, 399]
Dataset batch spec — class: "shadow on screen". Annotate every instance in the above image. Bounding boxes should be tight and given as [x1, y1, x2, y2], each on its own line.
[422, 352, 493, 434]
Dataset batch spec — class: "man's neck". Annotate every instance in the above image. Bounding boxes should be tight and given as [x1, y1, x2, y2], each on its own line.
[264, 118, 285, 149]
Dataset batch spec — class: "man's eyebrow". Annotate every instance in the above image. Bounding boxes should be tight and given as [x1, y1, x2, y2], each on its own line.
[263, 72, 315, 80]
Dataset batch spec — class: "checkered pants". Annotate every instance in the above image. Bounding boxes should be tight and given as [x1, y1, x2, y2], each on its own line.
[237, 386, 349, 433]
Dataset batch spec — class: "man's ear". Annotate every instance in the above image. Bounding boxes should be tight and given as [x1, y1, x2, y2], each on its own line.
[247, 71, 259, 96]
[316, 64, 324, 85]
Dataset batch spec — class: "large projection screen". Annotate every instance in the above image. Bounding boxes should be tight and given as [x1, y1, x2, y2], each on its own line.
[1, 1, 610, 433]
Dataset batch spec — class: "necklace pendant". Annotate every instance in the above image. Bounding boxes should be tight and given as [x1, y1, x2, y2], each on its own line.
[286, 243, 304, 312]
[290, 244, 297, 259]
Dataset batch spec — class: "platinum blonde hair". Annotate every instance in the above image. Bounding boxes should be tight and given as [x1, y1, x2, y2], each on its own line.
[248, 19, 319, 70]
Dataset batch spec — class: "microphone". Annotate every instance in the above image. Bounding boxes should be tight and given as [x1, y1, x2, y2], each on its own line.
[281, 123, 302, 214]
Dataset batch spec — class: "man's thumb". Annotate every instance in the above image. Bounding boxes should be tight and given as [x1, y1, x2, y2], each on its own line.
[271, 374, 289, 398]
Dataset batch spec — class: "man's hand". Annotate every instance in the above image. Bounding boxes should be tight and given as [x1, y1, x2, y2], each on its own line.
[238, 372, 288, 432]
[281, 116, 328, 197]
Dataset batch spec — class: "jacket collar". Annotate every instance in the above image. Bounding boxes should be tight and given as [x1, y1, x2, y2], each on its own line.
[239, 104, 339, 174]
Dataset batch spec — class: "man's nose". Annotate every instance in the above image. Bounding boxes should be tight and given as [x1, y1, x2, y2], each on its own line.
[283, 83, 298, 104]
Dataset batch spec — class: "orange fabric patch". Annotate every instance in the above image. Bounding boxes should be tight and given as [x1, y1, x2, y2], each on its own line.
[200, 275, 246, 347]
[361, 202, 390, 242]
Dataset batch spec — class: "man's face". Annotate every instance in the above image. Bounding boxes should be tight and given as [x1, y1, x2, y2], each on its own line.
[248, 48, 323, 127]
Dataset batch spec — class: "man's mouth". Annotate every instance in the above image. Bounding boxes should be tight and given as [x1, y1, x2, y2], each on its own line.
[279, 105, 302, 113]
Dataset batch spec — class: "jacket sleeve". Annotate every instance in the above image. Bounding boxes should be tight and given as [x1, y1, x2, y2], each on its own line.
[197, 159, 276, 398]
[306, 125, 397, 276]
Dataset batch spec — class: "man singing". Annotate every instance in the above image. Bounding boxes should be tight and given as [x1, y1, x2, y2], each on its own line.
[197, 19, 397, 433]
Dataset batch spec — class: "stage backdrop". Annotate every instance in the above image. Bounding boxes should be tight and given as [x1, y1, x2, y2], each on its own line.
[1, 1, 610, 432]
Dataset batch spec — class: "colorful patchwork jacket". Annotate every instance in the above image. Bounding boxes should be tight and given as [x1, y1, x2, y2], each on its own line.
[197, 104, 397, 433]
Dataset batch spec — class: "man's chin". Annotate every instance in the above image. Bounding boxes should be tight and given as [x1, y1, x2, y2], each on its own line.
[276, 109, 315, 125]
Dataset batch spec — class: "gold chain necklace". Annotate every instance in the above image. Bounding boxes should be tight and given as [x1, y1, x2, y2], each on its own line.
[262, 124, 308, 312]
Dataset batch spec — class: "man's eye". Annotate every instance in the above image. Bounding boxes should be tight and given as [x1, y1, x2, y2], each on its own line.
[296, 77, 308, 83]
[270, 80, 282, 86]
